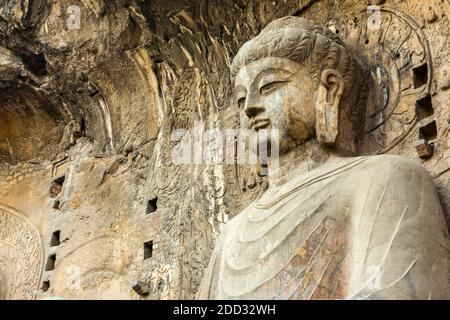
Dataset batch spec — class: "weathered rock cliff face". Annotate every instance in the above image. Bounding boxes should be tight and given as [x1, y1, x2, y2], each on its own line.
[0, 0, 448, 299]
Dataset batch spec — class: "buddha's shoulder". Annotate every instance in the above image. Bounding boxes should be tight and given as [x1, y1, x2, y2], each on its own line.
[354, 155, 429, 177]
[365, 155, 424, 172]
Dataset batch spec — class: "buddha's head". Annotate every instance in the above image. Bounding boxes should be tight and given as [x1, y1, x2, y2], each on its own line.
[232, 17, 367, 157]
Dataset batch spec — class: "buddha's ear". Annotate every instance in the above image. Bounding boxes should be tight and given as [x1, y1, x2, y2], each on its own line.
[315, 69, 344, 145]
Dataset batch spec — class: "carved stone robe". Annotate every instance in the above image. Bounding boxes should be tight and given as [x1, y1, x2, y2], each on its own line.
[198, 155, 449, 299]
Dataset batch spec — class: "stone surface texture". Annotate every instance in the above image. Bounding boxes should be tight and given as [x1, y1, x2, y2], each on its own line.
[0, 0, 449, 300]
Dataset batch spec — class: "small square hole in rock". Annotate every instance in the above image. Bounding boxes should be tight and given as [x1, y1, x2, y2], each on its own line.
[49, 176, 65, 198]
[419, 121, 437, 141]
[45, 254, 56, 271]
[53, 200, 60, 210]
[146, 197, 158, 215]
[144, 241, 153, 260]
[51, 231, 61, 247]
[42, 281, 50, 292]
[415, 95, 434, 120]
[413, 64, 428, 89]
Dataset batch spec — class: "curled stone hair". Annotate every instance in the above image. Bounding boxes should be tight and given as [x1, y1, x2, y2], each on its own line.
[231, 16, 368, 153]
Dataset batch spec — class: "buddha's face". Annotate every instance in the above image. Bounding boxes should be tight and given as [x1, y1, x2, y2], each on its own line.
[234, 57, 317, 156]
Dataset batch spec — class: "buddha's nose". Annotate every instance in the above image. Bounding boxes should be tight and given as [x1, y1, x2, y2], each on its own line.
[244, 96, 265, 118]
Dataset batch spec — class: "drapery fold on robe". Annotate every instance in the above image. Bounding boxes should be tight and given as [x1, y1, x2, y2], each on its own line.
[197, 155, 449, 300]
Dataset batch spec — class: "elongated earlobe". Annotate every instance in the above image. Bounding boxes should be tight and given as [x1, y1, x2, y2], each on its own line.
[315, 69, 344, 145]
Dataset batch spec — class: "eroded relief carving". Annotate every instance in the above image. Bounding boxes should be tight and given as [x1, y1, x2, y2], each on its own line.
[0, 205, 44, 300]
[198, 17, 449, 300]
[335, 7, 434, 156]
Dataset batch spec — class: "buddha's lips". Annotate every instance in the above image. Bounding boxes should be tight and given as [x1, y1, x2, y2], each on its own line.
[249, 118, 270, 130]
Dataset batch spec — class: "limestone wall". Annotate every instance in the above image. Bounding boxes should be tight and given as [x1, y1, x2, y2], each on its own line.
[0, 0, 448, 299]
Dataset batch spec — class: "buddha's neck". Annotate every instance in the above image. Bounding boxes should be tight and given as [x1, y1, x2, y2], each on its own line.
[267, 141, 333, 187]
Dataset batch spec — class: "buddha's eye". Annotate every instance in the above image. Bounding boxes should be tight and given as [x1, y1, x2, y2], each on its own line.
[237, 97, 246, 109]
[260, 81, 286, 95]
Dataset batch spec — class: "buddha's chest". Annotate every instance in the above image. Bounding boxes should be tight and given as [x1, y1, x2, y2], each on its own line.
[220, 190, 353, 300]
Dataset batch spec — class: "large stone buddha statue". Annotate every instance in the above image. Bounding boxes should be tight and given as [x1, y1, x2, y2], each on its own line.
[198, 17, 449, 300]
